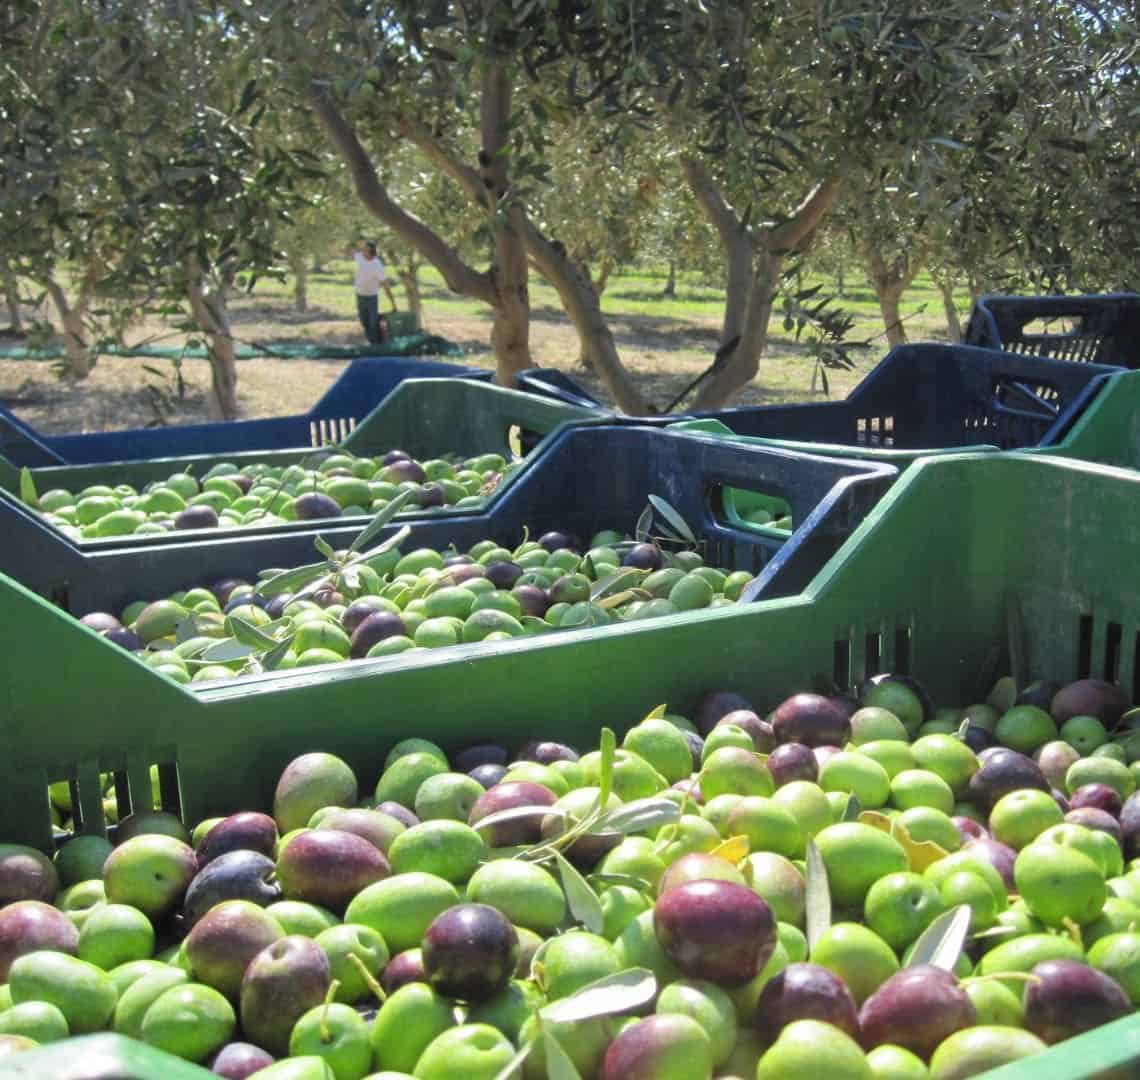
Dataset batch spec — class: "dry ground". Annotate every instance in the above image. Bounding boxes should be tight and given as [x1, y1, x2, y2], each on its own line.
[0, 263, 963, 434]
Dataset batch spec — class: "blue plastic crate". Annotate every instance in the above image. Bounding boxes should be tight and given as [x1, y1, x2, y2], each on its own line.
[2, 425, 895, 616]
[516, 367, 606, 409]
[0, 357, 491, 467]
[965, 293, 1140, 368]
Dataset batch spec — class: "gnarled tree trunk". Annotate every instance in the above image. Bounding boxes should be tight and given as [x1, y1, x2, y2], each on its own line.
[933, 269, 963, 342]
[398, 267, 423, 330]
[43, 275, 94, 378]
[662, 260, 676, 298]
[863, 245, 924, 350]
[186, 257, 239, 420]
[289, 253, 309, 312]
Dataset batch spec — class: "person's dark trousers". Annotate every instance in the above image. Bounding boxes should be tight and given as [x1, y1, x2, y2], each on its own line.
[356, 293, 382, 345]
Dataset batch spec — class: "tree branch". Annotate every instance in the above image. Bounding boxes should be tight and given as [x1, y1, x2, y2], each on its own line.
[397, 115, 490, 209]
[308, 88, 496, 304]
[766, 177, 844, 253]
[679, 156, 744, 245]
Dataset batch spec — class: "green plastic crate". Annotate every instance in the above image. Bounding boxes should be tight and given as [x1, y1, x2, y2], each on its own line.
[3, 454, 1140, 1074]
[0, 379, 601, 545]
[1026, 369, 1140, 470]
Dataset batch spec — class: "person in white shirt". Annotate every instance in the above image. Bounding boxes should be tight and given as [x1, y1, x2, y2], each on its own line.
[353, 241, 397, 345]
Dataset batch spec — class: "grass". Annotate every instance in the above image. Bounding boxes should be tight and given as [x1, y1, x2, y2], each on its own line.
[0, 258, 970, 434]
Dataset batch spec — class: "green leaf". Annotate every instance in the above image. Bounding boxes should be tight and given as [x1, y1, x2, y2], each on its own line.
[634, 504, 653, 543]
[587, 872, 653, 892]
[540, 968, 657, 1025]
[648, 495, 696, 543]
[471, 805, 568, 833]
[842, 794, 863, 822]
[494, 1041, 533, 1080]
[590, 567, 643, 602]
[201, 639, 258, 663]
[354, 524, 412, 567]
[554, 851, 604, 934]
[174, 617, 201, 644]
[314, 536, 338, 562]
[225, 615, 279, 651]
[261, 635, 295, 672]
[598, 728, 616, 811]
[543, 1030, 581, 1080]
[349, 489, 414, 554]
[805, 839, 831, 956]
[19, 468, 39, 509]
[908, 904, 972, 972]
[591, 797, 680, 836]
[259, 562, 328, 597]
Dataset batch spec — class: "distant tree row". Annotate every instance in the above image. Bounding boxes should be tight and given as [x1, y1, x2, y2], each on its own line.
[2, 1, 1135, 416]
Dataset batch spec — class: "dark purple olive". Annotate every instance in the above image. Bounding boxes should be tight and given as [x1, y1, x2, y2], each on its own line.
[382, 948, 425, 993]
[350, 612, 407, 659]
[1018, 680, 1062, 711]
[1121, 791, 1140, 859]
[967, 748, 1050, 811]
[1069, 783, 1124, 817]
[858, 965, 976, 1059]
[512, 585, 550, 618]
[382, 449, 411, 465]
[81, 612, 121, 632]
[196, 812, 278, 867]
[416, 484, 445, 508]
[653, 880, 776, 986]
[375, 802, 419, 829]
[1024, 958, 1130, 1044]
[175, 505, 220, 530]
[383, 460, 427, 485]
[963, 837, 1017, 891]
[229, 475, 253, 495]
[953, 816, 988, 842]
[422, 904, 518, 1002]
[1065, 807, 1122, 842]
[622, 543, 663, 571]
[208, 1042, 275, 1079]
[103, 627, 144, 651]
[469, 764, 509, 789]
[469, 782, 556, 847]
[754, 963, 859, 1045]
[962, 725, 996, 753]
[210, 579, 248, 605]
[717, 710, 776, 753]
[772, 694, 852, 748]
[538, 531, 575, 553]
[183, 850, 280, 927]
[443, 554, 475, 567]
[454, 744, 510, 773]
[1051, 679, 1130, 728]
[693, 690, 755, 736]
[341, 597, 391, 635]
[311, 587, 345, 609]
[263, 594, 292, 620]
[447, 563, 486, 585]
[294, 492, 342, 520]
[225, 593, 267, 613]
[485, 562, 523, 590]
[517, 741, 579, 765]
[767, 743, 819, 787]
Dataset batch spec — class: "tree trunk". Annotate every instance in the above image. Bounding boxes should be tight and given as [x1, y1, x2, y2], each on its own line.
[398, 268, 424, 330]
[290, 254, 308, 312]
[877, 283, 908, 349]
[43, 277, 93, 378]
[186, 259, 239, 420]
[479, 60, 531, 387]
[864, 246, 922, 350]
[594, 258, 612, 298]
[662, 260, 676, 298]
[836, 264, 845, 298]
[934, 270, 963, 342]
[2, 265, 22, 332]
[690, 250, 782, 409]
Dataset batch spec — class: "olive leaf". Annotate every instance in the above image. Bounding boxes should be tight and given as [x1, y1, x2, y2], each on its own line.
[339, 565, 362, 593]
[493, 1041, 533, 1080]
[356, 524, 412, 565]
[201, 639, 258, 663]
[174, 617, 201, 644]
[842, 793, 863, 822]
[226, 615, 280, 651]
[712, 834, 750, 864]
[956, 717, 972, 741]
[314, 536, 338, 562]
[598, 590, 640, 610]
[543, 1030, 582, 1080]
[471, 805, 568, 833]
[634, 504, 653, 543]
[805, 838, 831, 955]
[19, 467, 39, 509]
[648, 495, 697, 543]
[258, 561, 327, 597]
[349, 488, 414, 553]
[642, 703, 668, 722]
[597, 728, 616, 811]
[261, 635, 295, 672]
[554, 851, 604, 935]
[540, 968, 658, 1025]
[860, 811, 948, 873]
[590, 567, 644, 602]
[587, 872, 654, 892]
[907, 904, 972, 971]
[591, 797, 680, 836]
